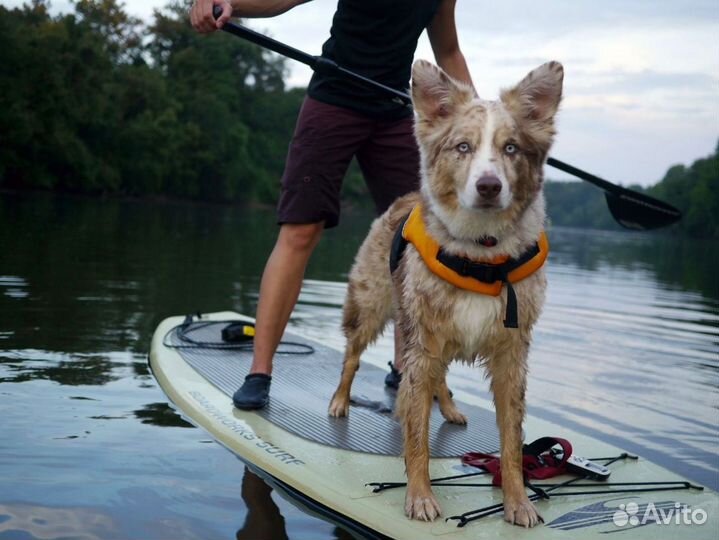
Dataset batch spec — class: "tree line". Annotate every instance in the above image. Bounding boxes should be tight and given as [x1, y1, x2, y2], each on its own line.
[0, 0, 309, 203]
[0, 0, 716, 237]
[545, 143, 718, 238]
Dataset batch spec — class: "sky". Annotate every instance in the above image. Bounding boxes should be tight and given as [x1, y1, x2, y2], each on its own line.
[13, 0, 719, 186]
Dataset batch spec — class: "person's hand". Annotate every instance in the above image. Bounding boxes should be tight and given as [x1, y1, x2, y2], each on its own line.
[190, 0, 232, 33]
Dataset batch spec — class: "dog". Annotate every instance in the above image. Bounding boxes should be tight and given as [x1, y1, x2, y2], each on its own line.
[328, 59, 563, 527]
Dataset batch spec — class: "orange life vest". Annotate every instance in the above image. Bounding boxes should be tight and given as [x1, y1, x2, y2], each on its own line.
[389, 204, 549, 328]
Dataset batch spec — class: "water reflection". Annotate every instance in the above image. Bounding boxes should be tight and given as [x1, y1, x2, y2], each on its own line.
[0, 349, 151, 387]
[0, 503, 117, 540]
[0, 350, 119, 385]
[549, 227, 719, 300]
[236, 468, 356, 540]
[236, 468, 289, 540]
[1, 191, 717, 538]
[133, 402, 194, 428]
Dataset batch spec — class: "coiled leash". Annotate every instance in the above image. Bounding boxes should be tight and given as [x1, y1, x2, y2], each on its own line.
[163, 313, 315, 355]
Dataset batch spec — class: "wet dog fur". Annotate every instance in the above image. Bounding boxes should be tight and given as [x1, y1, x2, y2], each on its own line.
[328, 60, 563, 527]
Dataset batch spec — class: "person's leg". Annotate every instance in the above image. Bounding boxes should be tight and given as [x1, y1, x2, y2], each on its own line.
[356, 115, 420, 215]
[357, 115, 420, 380]
[233, 97, 372, 409]
[232, 222, 323, 410]
[250, 222, 324, 376]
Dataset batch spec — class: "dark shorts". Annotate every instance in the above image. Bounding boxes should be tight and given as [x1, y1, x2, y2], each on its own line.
[277, 96, 420, 229]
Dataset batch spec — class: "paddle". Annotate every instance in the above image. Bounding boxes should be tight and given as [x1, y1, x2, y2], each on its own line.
[545, 157, 681, 231]
[211, 9, 682, 230]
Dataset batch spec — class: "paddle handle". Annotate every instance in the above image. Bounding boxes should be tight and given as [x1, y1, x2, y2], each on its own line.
[213, 6, 320, 68]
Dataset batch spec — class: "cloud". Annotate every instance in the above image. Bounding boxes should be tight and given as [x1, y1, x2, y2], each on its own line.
[572, 69, 717, 93]
[452, 0, 719, 35]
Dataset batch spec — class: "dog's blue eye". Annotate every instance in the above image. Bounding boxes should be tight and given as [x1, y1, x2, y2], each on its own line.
[456, 142, 471, 153]
[504, 143, 518, 155]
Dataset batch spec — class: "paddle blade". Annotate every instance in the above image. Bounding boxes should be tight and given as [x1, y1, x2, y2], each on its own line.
[546, 157, 682, 231]
[605, 192, 682, 231]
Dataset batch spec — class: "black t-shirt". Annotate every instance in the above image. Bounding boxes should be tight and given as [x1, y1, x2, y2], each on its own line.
[307, 0, 442, 120]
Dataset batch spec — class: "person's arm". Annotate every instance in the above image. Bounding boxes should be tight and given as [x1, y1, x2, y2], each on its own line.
[426, 0, 475, 91]
[191, 0, 311, 34]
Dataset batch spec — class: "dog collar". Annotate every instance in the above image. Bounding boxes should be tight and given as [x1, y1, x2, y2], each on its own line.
[476, 236, 498, 247]
[389, 204, 549, 328]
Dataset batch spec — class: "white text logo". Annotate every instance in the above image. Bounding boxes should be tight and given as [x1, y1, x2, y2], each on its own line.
[612, 501, 707, 527]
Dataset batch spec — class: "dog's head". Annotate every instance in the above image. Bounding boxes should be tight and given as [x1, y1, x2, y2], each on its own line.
[411, 60, 563, 239]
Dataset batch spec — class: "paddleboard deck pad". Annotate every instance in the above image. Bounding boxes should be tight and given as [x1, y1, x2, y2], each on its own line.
[150, 311, 717, 539]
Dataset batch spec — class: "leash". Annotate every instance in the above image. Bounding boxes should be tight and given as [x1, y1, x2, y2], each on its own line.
[462, 436, 573, 487]
[163, 313, 315, 355]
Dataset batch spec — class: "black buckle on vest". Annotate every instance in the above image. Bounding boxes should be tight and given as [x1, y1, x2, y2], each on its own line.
[389, 213, 412, 274]
[437, 250, 501, 284]
[436, 249, 521, 329]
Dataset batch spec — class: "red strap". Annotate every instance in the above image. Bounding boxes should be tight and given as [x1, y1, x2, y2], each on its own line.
[462, 451, 503, 485]
[461, 437, 573, 487]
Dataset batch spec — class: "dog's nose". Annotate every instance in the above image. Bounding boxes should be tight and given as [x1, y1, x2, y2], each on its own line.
[476, 174, 502, 198]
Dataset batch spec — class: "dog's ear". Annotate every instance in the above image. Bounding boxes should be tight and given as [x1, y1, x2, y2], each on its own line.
[411, 60, 474, 121]
[501, 61, 563, 122]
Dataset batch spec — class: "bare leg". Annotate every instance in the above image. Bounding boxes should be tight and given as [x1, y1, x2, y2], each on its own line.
[249, 222, 324, 375]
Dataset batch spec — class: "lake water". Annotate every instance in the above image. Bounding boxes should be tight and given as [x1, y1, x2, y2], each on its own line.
[0, 191, 717, 539]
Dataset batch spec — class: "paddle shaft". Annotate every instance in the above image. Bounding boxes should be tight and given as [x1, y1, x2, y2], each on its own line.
[214, 12, 681, 228]
[216, 18, 411, 105]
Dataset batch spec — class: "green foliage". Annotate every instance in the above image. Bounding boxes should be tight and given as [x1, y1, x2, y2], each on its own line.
[0, 0, 301, 202]
[545, 143, 718, 238]
[544, 180, 620, 231]
[647, 144, 719, 238]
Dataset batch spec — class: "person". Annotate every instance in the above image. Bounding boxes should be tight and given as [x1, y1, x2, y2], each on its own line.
[191, 0, 474, 409]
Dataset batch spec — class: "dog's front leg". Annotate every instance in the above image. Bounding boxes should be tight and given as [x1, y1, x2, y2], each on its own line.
[397, 341, 443, 521]
[488, 345, 543, 528]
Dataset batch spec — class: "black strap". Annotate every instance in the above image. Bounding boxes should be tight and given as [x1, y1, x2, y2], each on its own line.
[437, 243, 541, 282]
[436, 251, 506, 282]
[522, 436, 571, 458]
[503, 243, 540, 327]
[504, 242, 542, 273]
[504, 282, 518, 329]
[389, 213, 411, 274]
[436, 242, 541, 329]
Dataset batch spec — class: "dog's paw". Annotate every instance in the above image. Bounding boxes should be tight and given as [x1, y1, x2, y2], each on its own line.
[439, 404, 467, 425]
[404, 490, 442, 521]
[328, 393, 350, 417]
[503, 496, 543, 528]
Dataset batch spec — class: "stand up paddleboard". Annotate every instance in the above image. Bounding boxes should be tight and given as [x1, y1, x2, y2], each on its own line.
[149, 311, 717, 539]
